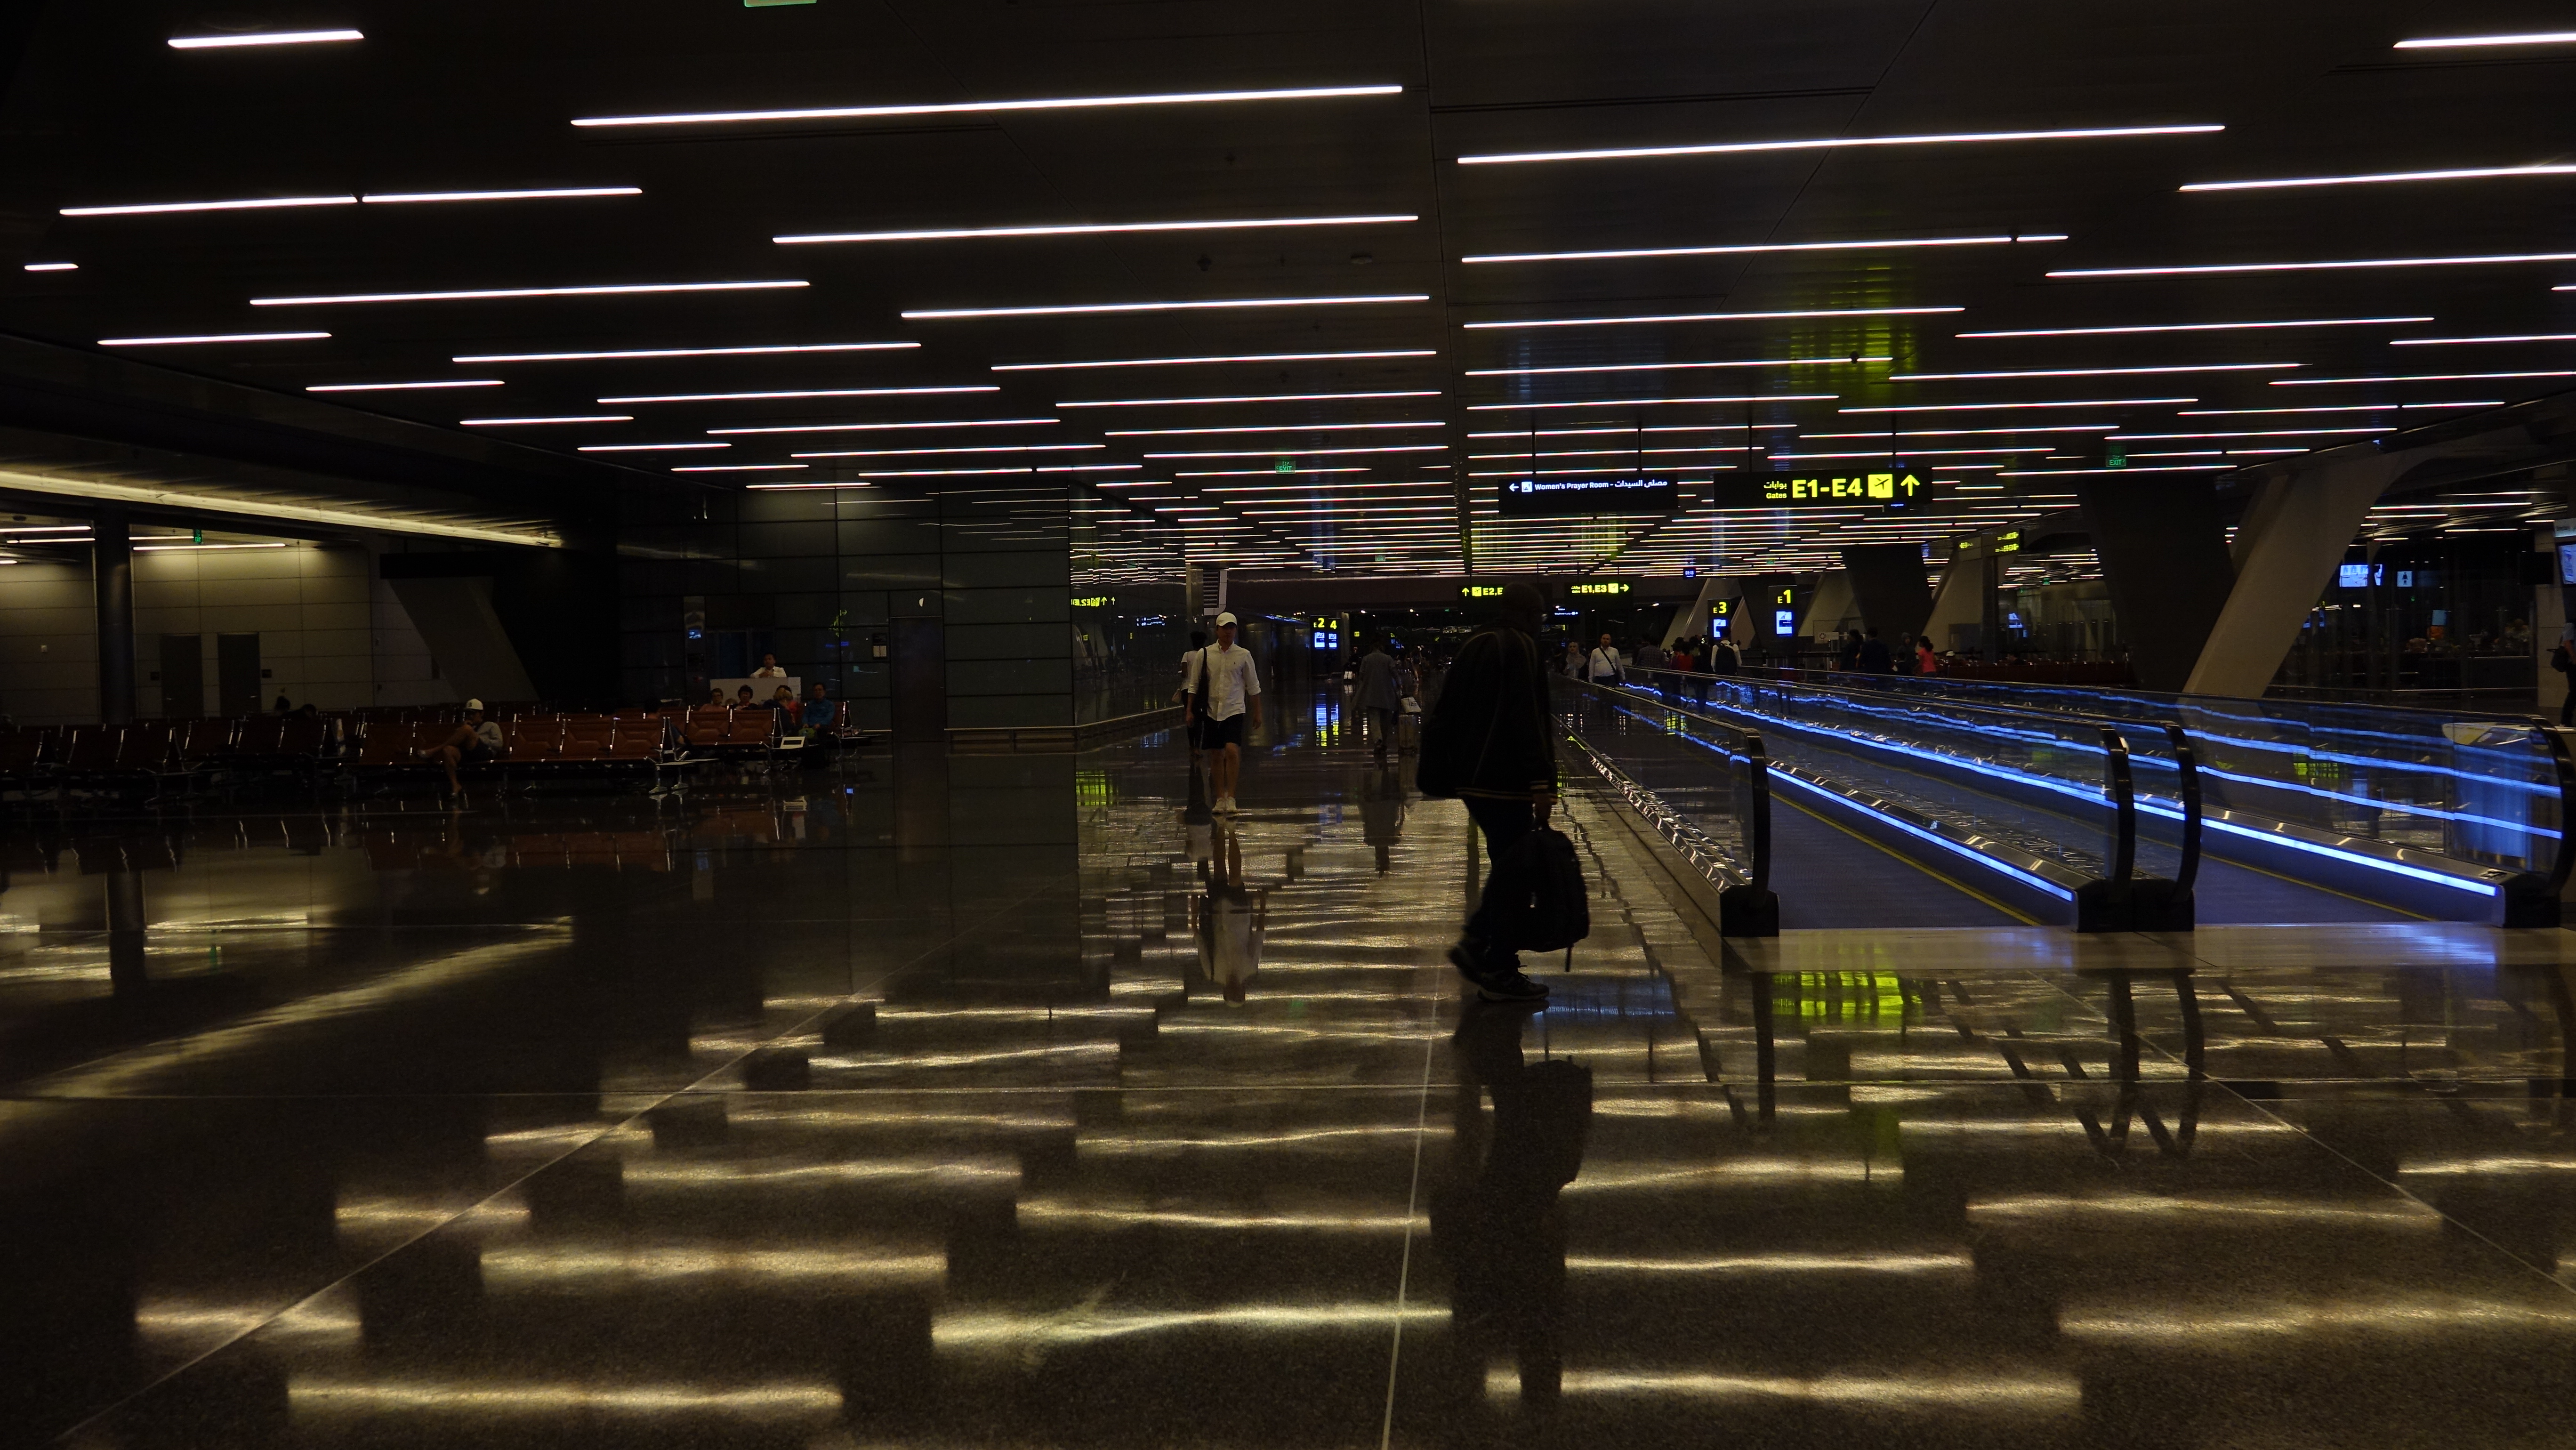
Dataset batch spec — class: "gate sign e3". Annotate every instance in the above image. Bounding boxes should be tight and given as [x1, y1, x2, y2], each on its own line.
[1496, 474, 1679, 516]
[1714, 470, 1927, 510]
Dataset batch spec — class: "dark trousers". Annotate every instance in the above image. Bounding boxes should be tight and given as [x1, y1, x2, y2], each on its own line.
[1366, 706, 1396, 751]
[1464, 796, 1537, 948]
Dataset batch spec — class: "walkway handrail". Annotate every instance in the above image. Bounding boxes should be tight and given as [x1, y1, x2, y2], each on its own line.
[1605, 665, 2202, 929]
[2163, 723, 2204, 895]
[1557, 676, 1777, 932]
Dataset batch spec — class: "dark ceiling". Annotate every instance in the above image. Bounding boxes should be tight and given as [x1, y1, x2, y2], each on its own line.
[5, 1, 2574, 581]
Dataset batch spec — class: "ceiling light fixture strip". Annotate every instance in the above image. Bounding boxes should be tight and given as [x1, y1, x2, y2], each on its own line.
[1458, 123, 2222, 166]
[778, 213, 1416, 244]
[254, 280, 808, 306]
[572, 84, 1404, 129]
[904, 294, 1426, 320]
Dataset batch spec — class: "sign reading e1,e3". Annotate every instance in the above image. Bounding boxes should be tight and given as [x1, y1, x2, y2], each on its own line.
[1497, 475, 1679, 517]
[1713, 471, 1926, 510]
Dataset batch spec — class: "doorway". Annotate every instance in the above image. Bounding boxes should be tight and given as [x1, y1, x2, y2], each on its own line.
[217, 633, 263, 715]
[158, 635, 203, 717]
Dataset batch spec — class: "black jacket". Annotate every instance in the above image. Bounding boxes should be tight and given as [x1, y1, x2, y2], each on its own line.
[1417, 623, 1556, 800]
[1857, 637, 1894, 673]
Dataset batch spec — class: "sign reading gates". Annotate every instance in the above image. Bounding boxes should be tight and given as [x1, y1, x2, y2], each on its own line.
[1497, 475, 1679, 516]
[1714, 470, 1927, 510]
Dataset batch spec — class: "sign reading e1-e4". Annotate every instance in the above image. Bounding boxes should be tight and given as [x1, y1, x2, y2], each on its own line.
[1712, 471, 1927, 510]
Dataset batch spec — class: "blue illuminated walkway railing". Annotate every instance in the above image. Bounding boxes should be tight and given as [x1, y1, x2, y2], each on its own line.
[1618, 664, 2566, 926]
[1559, 672, 2202, 932]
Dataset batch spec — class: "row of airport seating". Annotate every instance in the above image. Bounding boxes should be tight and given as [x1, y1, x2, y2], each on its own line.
[0, 701, 873, 796]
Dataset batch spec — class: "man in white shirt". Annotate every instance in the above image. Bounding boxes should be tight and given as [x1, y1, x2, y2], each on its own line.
[1198, 611, 1263, 814]
[1587, 634, 1625, 685]
[750, 652, 788, 679]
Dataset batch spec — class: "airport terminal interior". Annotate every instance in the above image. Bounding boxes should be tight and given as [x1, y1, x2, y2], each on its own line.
[5, 4, 2576, 1447]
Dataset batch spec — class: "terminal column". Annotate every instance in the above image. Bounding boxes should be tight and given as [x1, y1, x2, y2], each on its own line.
[92, 507, 135, 725]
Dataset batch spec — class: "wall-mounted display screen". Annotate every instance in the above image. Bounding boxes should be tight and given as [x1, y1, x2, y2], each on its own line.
[1496, 475, 1678, 516]
[2337, 562, 2381, 588]
[2561, 544, 2576, 585]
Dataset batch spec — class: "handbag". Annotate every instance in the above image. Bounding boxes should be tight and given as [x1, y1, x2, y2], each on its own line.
[1488, 826, 1591, 953]
[1399, 695, 1421, 715]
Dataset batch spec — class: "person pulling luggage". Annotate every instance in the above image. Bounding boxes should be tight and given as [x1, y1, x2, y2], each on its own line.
[1417, 581, 1563, 1002]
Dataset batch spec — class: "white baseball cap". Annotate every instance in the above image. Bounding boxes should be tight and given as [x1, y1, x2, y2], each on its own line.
[1214, 611, 1239, 627]
[464, 699, 485, 711]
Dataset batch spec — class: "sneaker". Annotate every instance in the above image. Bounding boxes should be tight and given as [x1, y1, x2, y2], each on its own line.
[1474, 971, 1551, 1004]
[1216, 795, 1238, 814]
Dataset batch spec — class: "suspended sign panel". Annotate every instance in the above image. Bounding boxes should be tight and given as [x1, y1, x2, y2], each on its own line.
[1496, 475, 1679, 516]
[1712, 470, 1926, 510]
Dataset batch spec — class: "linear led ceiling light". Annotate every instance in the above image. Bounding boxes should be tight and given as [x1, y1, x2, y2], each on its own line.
[361, 187, 640, 204]
[2179, 402, 2497, 415]
[779, 213, 1414, 244]
[905, 293, 1425, 320]
[1840, 398, 2195, 413]
[0, 467, 555, 548]
[579, 442, 730, 451]
[1802, 426, 2116, 437]
[573, 83, 1402, 129]
[2183, 164, 2576, 193]
[2394, 32, 2576, 49]
[1469, 357, 1886, 377]
[1059, 391, 1439, 408]
[1891, 362, 2298, 381]
[707, 418, 1060, 435]
[1959, 317, 2427, 338]
[2392, 333, 2576, 346]
[789, 444, 1103, 458]
[1465, 394, 1834, 411]
[996, 350, 1432, 371]
[456, 341, 913, 363]
[1464, 234, 2061, 265]
[597, 385, 996, 403]
[1465, 424, 1795, 437]
[1107, 421, 1441, 436]
[23, 262, 76, 272]
[1467, 305, 1963, 331]
[1460, 123, 2221, 166]
[672, 463, 807, 472]
[169, 29, 362, 48]
[308, 379, 503, 392]
[255, 280, 807, 306]
[2273, 371, 2575, 385]
[63, 195, 354, 216]
[462, 415, 633, 426]
[1143, 445, 1453, 456]
[2053, 252, 2576, 279]
[98, 330, 329, 346]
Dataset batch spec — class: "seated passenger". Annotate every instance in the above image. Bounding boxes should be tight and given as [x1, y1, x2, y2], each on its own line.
[419, 699, 504, 797]
[751, 652, 788, 679]
[734, 685, 757, 707]
[706, 687, 729, 708]
[801, 683, 838, 738]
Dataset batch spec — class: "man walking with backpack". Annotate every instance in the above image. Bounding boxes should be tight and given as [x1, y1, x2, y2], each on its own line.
[1418, 581, 1562, 1002]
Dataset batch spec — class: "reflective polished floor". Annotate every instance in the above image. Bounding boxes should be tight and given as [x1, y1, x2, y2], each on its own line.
[2, 699, 2573, 1448]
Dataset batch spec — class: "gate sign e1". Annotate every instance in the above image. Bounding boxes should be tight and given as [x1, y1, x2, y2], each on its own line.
[1497, 475, 1679, 516]
[1714, 470, 1926, 510]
